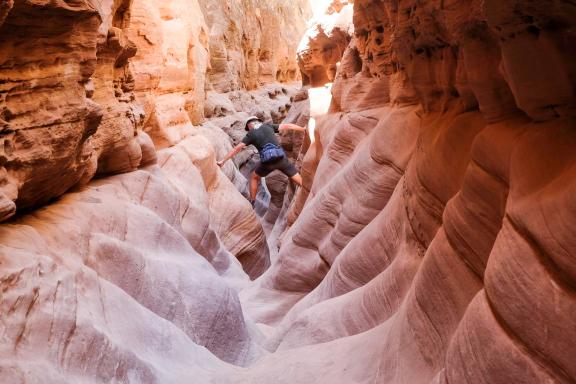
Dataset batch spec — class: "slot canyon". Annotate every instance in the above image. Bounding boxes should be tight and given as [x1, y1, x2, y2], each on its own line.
[0, 0, 575, 383]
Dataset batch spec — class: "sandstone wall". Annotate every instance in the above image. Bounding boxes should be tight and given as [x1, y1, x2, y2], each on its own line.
[199, 0, 308, 92]
[0, 0, 311, 221]
[0, 136, 267, 382]
[238, 0, 576, 383]
[0, 1, 308, 379]
[297, 0, 354, 87]
[0, 1, 108, 221]
[1, 0, 575, 383]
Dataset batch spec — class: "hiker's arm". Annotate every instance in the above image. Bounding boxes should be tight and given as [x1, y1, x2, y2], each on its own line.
[279, 123, 307, 133]
[217, 143, 246, 167]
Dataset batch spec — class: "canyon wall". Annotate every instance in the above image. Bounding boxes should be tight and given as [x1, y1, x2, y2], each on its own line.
[238, 0, 576, 383]
[0, 0, 309, 381]
[1, 0, 576, 383]
[0, 0, 309, 220]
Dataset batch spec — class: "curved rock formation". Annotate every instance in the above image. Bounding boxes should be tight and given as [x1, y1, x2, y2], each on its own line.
[297, 0, 354, 87]
[0, 135, 263, 375]
[237, 1, 576, 383]
[0, 1, 108, 219]
[1, 0, 576, 383]
[0, 0, 311, 221]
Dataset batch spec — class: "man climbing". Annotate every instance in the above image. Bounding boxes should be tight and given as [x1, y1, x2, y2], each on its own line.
[217, 116, 307, 207]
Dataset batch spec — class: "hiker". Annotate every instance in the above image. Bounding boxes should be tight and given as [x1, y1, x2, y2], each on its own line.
[217, 116, 307, 207]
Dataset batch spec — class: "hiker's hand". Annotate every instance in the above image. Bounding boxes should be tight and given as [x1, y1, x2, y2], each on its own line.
[217, 160, 224, 167]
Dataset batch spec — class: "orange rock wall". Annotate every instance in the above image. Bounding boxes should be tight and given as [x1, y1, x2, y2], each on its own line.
[238, 0, 576, 383]
[0, 0, 310, 221]
[1, 0, 575, 383]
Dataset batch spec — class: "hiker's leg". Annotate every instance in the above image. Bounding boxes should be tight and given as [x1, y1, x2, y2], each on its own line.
[290, 173, 303, 187]
[277, 157, 300, 186]
[250, 172, 261, 201]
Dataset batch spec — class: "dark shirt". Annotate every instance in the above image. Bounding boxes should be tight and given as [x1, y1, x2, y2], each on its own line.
[241, 123, 280, 152]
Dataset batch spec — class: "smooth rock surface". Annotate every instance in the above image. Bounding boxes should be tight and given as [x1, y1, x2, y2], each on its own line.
[1, 0, 575, 383]
[237, 1, 576, 383]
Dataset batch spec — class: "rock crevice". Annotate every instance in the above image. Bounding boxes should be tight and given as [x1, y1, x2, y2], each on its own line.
[1, 0, 575, 383]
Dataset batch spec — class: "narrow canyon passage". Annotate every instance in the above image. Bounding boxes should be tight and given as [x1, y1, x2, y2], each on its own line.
[1, 1, 575, 383]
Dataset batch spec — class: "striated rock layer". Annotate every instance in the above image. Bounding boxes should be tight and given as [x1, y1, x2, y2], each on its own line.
[0, 0, 310, 221]
[0, 134, 260, 381]
[1, 0, 576, 383]
[0, 0, 308, 380]
[238, 0, 576, 383]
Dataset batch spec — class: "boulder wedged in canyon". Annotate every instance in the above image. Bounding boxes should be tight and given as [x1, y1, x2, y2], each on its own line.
[1, 0, 576, 383]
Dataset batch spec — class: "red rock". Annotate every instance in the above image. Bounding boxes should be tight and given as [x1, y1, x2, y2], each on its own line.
[1, 0, 575, 383]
